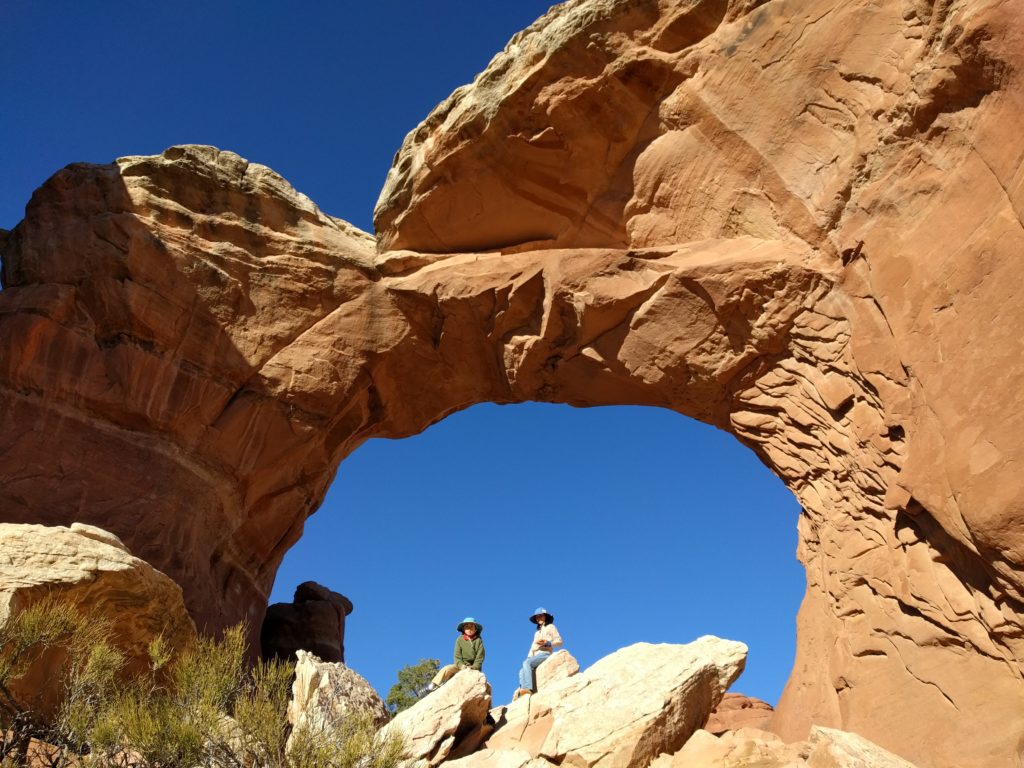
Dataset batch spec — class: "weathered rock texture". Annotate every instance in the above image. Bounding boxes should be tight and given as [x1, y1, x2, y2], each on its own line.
[703, 693, 773, 735]
[287, 650, 389, 737]
[535, 649, 580, 689]
[485, 639, 747, 768]
[0, 523, 196, 714]
[1, 0, 1023, 765]
[663, 726, 920, 768]
[444, 750, 554, 768]
[380, 669, 492, 768]
[262, 581, 353, 663]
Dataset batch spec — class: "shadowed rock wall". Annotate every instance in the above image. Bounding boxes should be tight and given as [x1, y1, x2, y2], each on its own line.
[1, 1, 1022, 766]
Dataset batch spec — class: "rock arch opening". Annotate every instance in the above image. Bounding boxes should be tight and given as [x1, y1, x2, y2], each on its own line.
[268, 401, 805, 705]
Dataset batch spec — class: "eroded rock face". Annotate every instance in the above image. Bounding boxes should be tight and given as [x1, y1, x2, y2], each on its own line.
[1, 0, 1023, 766]
[0, 146, 379, 639]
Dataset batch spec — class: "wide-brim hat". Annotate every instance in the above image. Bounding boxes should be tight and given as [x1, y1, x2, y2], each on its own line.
[530, 607, 554, 625]
[457, 616, 483, 633]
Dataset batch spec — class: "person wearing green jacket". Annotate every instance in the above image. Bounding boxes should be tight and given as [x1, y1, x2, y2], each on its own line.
[424, 617, 485, 693]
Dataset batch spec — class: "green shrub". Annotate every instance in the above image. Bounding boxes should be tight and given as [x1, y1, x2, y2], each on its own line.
[0, 599, 406, 768]
[0, 595, 120, 764]
[385, 659, 440, 715]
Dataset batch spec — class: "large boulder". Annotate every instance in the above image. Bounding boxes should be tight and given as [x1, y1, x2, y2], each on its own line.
[380, 669, 492, 768]
[287, 650, 389, 736]
[486, 637, 747, 768]
[0, 522, 196, 715]
[262, 581, 353, 663]
[535, 650, 579, 690]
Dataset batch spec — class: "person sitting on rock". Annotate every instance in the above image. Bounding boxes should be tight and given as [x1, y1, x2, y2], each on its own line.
[515, 607, 562, 698]
[423, 616, 485, 693]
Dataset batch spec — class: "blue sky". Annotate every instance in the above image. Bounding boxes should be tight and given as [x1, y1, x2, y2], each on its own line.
[3, 3, 804, 705]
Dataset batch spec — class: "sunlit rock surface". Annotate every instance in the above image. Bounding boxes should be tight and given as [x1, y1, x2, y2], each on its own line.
[484, 638, 747, 768]
[380, 669, 492, 768]
[0, 523, 197, 716]
[287, 650, 389, 738]
[704, 693, 773, 735]
[534, 649, 579, 690]
[1, 0, 1023, 765]
[663, 726, 920, 768]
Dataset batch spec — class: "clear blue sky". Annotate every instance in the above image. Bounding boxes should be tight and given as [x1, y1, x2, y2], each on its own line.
[2, 3, 804, 705]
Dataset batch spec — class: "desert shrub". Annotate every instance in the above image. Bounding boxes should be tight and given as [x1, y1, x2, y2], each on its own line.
[384, 658, 440, 715]
[0, 600, 406, 768]
[0, 595, 120, 764]
[289, 711, 405, 768]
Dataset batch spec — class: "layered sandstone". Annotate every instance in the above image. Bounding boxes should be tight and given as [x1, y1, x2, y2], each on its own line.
[1, 0, 1023, 766]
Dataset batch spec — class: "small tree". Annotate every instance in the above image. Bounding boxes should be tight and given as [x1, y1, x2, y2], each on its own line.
[385, 658, 440, 715]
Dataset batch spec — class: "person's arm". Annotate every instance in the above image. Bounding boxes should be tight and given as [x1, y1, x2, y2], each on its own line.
[530, 629, 544, 653]
[546, 625, 563, 650]
[473, 638, 485, 670]
[454, 639, 466, 667]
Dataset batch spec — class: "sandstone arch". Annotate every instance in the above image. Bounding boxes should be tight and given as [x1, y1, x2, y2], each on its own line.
[1, 1, 1023, 766]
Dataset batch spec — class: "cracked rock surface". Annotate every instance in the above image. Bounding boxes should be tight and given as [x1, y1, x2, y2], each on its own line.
[1, 1, 1023, 766]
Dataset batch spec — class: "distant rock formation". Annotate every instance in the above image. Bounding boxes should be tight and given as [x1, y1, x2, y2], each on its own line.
[1, 0, 1023, 765]
[0, 523, 196, 716]
[262, 581, 353, 663]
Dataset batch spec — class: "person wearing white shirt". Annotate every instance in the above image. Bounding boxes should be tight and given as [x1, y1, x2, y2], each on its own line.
[516, 606, 563, 696]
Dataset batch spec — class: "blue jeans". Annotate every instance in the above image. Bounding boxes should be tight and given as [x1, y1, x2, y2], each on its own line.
[519, 651, 551, 691]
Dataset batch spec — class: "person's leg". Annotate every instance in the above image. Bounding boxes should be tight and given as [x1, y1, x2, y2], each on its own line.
[520, 652, 551, 692]
[430, 664, 458, 689]
[518, 657, 534, 691]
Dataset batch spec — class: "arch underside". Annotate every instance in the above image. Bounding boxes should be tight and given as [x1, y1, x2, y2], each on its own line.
[2, 1, 1024, 766]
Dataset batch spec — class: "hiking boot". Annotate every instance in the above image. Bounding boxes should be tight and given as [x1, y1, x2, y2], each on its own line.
[513, 688, 533, 701]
